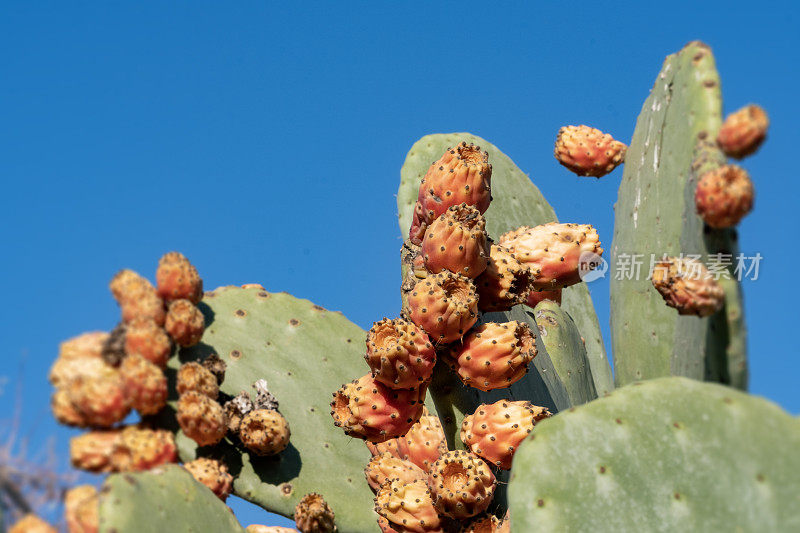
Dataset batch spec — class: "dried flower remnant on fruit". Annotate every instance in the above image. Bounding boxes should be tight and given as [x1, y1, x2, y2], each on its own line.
[252, 379, 280, 411]
[224, 391, 254, 434]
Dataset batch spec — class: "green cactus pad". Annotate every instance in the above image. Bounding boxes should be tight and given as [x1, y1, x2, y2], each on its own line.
[610, 41, 747, 388]
[397, 132, 613, 399]
[508, 377, 800, 532]
[98, 465, 244, 532]
[533, 300, 597, 406]
[175, 286, 376, 533]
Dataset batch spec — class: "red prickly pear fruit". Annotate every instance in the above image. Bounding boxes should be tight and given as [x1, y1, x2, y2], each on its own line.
[110, 426, 177, 472]
[418, 142, 492, 225]
[475, 244, 534, 312]
[499, 222, 603, 289]
[422, 204, 490, 279]
[365, 452, 426, 492]
[405, 271, 478, 344]
[365, 407, 448, 473]
[365, 318, 436, 389]
[461, 514, 503, 533]
[70, 430, 121, 473]
[427, 450, 496, 519]
[110, 269, 166, 326]
[124, 318, 172, 368]
[183, 457, 234, 501]
[176, 391, 226, 447]
[294, 492, 336, 533]
[165, 299, 205, 347]
[119, 354, 168, 416]
[65, 362, 131, 428]
[525, 288, 562, 308]
[239, 408, 291, 456]
[156, 251, 204, 304]
[460, 400, 551, 470]
[176, 361, 219, 399]
[554, 125, 627, 178]
[9, 514, 56, 533]
[651, 256, 725, 317]
[718, 104, 769, 159]
[65, 485, 99, 533]
[375, 479, 441, 533]
[695, 165, 754, 229]
[331, 374, 426, 443]
[444, 322, 537, 392]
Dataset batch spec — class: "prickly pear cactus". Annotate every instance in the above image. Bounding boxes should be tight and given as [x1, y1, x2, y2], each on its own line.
[610, 42, 747, 388]
[176, 286, 377, 532]
[508, 377, 800, 532]
[99, 465, 245, 532]
[532, 300, 597, 406]
[398, 133, 612, 398]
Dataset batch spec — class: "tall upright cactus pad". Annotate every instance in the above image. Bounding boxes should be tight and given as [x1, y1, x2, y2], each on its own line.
[533, 300, 597, 406]
[508, 377, 800, 532]
[99, 465, 245, 532]
[610, 42, 747, 388]
[175, 287, 377, 533]
[397, 133, 613, 401]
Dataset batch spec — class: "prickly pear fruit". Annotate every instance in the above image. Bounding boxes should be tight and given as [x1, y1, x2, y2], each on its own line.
[124, 318, 172, 368]
[156, 251, 203, 304]
[417, 142, 492, 225]
[365, 318, 436, 389]
[406, 271, 478, 343]
[110, 426, 177, 472]
[239, 408, 291, 456]
[651, 256, 725, 317]
[475, 245, 533, 312]
[9, 514, 56, 533]
[165, 299, 205, 347]
[445, 322, 537, 392]
[366, 408, 448, 472]
[294, 492, 336, 533]
[718, 104, 769, 158]
[554, 125, 627, 178]
[58, 331, 108, 360]
[365, 452, 426, 491]
[421, 204, 489, 278]
[109, 269, 166, 326]
[376, 478, 442, 533]
[499, 222, 603, 289]
[427, 450, 496, 519]
[331, 374, 426, 443]
[695, 164, 754, 228]
[460, 400, 551, 470]
[525, 288, 562, 308]
[66, 363, 131, 428]
[65, 485, 99, 533]
[52, 389, 88, 427]
[119, 354, 167, 416]
[70, 430, 121, 473]
[176, 391, 226, 446]
[461, 514, 502, 533]
[49, 335, 107, 388]
[183, 457, 234, 501]
[176, 361, 220, 399]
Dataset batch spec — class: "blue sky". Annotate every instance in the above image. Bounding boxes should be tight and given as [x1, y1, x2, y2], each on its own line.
[2, 1, 797, 528]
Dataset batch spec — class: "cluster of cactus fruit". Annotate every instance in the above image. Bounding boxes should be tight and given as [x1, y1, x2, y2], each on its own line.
[15, 42, 800, 533]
